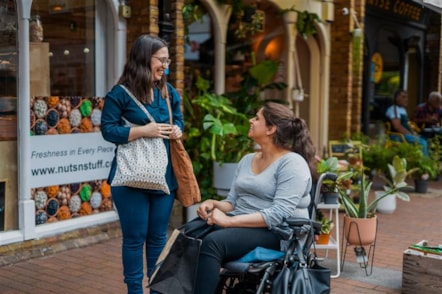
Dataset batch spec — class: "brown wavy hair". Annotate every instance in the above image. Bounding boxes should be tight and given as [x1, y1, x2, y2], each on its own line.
[117, 35, 168, 103]
[261, 102, 316, 169]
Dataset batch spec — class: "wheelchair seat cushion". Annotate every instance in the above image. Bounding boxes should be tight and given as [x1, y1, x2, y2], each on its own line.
[237, 247, 285, 263]
[222, 247, 284, 274]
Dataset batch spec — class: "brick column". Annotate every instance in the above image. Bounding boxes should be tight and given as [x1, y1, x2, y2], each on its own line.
[170, 0, 185, 97]
[126, 0, 160, 50]
[329, 0, 365, 139]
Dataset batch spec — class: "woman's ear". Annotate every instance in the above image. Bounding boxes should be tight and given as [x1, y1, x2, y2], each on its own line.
[266, 125, 277, 136]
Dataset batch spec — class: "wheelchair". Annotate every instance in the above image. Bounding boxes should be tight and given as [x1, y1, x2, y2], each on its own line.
[215, 173, 336, 294]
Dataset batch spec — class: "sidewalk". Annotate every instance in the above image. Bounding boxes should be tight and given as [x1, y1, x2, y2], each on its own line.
[0, 180, 441, 293]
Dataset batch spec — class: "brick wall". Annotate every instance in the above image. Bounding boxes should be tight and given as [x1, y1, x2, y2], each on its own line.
[329, 0, 365, 139]
[124, 0, 184, 97]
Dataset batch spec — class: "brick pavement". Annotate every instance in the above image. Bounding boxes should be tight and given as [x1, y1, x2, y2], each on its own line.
[0, 179, 441, 293]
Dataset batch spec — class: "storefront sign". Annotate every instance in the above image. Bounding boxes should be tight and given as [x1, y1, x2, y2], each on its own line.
[367, 0, 424, 22]
[371, 52, 383, 84]
[30, 133, 115, 188]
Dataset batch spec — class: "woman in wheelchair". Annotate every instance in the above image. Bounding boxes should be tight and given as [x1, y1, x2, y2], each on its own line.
[193, 102, 316, 294]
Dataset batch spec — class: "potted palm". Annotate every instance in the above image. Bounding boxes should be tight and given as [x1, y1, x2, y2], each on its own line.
[338, 155, 414, 245]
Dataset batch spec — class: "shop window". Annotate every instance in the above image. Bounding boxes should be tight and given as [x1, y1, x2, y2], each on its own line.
[0, 180, 5, 231]
[31, 0, 97, 96]
[0, 0, 18, 232]
[0, 0, 17, 135]
[28, 0, 115, 225]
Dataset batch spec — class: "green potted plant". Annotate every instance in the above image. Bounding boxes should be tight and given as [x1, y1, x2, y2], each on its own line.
[185, 59, 286, 198]
[374, 156, 418, 214]
[315, 210, 334, 245]
[338, 155, 414, 245]
[316, 156, 339, 203]
[183, 76, 252, 199]
[408, 155, 438, 193]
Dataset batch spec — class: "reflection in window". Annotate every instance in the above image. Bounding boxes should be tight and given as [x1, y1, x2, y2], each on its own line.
[0, 0, 17, 99]
[31, 0, 96, 96]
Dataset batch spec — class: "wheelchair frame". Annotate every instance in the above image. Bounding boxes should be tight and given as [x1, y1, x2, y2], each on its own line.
[215, 173, 335, 294]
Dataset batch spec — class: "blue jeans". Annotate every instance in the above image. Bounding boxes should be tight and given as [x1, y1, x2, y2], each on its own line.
[193, 227, 280, 294]
[112, 186, 175, 294]
[390, 134, 429, 156]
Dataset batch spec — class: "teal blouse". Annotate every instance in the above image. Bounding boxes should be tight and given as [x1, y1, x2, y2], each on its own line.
[101, 83, 184, 194]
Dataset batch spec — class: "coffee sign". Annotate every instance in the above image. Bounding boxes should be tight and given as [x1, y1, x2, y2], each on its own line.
[367, 0, 424, 22]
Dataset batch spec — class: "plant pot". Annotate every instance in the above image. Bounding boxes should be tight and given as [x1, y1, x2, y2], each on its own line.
[213, 162, 238, 197]
[316, 233, 330, 245]
[323, 192, 339, 204]
[343, 215, 377, 246]
[414, 179, 428, 193]
[375, 191, 396, 214]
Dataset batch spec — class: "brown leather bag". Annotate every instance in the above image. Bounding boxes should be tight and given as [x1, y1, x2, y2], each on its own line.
[164, 86, 201, 207]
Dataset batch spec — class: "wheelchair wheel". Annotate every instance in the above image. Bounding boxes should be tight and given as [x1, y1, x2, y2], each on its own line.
[215, 273, 260, 294]
[216, 271, 272, 294]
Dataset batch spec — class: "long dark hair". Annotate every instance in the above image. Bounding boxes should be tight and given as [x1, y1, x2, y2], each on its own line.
[118, 35, 168, 103]
[261, 102, 316, 169]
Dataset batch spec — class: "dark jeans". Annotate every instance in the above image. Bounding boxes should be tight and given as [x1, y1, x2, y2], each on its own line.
[193, 226, 281, 294]
[112, 186, 175, 294]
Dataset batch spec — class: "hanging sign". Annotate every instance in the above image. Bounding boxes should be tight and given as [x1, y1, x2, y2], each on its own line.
[371, 52, 383, 84]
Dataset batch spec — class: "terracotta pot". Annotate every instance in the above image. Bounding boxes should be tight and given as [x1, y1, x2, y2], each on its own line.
[343, 215, 377, 245]
[316, 233, 330, 245]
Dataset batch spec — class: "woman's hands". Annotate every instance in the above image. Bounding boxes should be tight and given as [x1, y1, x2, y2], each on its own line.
[197, 200, 234, 227]
[169, 125, 183, 139]
[130, 123, 182, 141]
[141, 123, 172, 138]
[205, 209, 232, 227]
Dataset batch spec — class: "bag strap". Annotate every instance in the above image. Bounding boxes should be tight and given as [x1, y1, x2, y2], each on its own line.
[119, 84, 157, 123]
[163, 84, 173, 125]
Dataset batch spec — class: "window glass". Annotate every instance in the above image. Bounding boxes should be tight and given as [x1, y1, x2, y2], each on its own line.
[0, 0, 18, 232]
[31, 0, 96, 96]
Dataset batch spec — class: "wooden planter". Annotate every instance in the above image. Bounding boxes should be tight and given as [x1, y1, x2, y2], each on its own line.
[343, 215, 377, 246]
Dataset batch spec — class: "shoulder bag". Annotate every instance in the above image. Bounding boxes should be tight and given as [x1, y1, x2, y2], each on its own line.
[164, 85, 201, 207]
[111, 85, 170, 194]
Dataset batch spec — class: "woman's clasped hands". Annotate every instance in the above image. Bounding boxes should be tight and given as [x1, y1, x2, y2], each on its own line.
[142, 123, 182, 139]
[197, 200, 230, 227]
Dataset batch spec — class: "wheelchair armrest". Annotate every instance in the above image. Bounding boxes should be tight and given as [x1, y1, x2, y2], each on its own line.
[284, 218, 322, 235]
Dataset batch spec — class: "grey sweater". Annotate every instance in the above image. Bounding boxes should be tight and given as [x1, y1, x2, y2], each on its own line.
[224, 152, 312, 229]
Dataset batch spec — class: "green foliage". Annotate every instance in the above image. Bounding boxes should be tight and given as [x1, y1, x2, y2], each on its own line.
[316, 210, 334, 235]
[316, 157, 339, 174]
[339, 156, 413, 218]
[183, 59, 286, 201]
[296, 10, 321, 38]
[225, 60, 287, 117]
[280, 7, 321, 39]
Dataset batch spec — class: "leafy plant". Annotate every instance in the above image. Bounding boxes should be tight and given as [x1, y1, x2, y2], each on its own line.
[316, 157, 339, 174]
[339, 156, 414, 218]
[316, 210, 334, 235]
[280, 6, 321, 39]
[193, 76, 251, 163]
[225, 59, 287, 116]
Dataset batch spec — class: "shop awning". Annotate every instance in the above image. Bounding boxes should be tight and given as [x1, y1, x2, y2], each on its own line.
[412, 0, 442, 14]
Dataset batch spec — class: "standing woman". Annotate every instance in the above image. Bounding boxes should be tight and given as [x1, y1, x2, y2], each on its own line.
[194, 102, 316, 294]
[101, 35, 184, 294]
